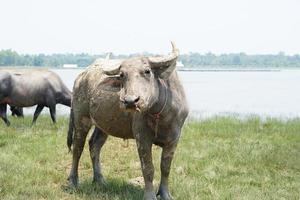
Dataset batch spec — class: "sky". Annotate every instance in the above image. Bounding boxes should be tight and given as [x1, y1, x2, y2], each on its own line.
[0, 0, 299, 55]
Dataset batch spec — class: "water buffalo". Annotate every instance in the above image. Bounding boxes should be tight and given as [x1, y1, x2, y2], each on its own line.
[67, 43, 189, 200]
[0, 69, 71, 126]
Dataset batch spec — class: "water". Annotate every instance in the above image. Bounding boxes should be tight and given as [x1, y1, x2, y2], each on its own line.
[23, 69, 300, 119]
[178, 70, 300, 118]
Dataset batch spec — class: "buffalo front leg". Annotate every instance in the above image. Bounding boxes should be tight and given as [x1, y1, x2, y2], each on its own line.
[68, 119, 91, 187]
[32, 105, 44, 125]
[89, 127, 108, 185]
[157, 141, 178, 200]
[135, 138, 156, 200]
[0, 104, 10, 126]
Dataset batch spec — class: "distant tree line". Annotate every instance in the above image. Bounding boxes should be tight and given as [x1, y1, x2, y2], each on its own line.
[0, 49, 99, 68]
[180, 52, 300, 68]
[0, 49, 300, 68]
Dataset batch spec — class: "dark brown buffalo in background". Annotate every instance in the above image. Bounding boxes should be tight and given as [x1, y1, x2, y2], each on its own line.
[0, 69, 71, 126]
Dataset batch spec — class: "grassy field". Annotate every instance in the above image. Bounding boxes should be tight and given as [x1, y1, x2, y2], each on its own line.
[0, 115, 299, 200]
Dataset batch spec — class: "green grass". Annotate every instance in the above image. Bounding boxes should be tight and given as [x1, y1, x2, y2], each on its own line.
[0, 115, 299, 200]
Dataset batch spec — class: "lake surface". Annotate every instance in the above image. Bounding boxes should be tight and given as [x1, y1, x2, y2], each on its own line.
[24, 69, 300, 119]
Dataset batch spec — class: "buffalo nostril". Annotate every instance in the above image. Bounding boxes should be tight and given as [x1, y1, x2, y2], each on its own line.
[134, 96, 140, 103]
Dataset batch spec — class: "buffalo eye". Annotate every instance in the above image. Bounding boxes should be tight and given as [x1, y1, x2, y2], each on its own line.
[119, 72, 124, 79]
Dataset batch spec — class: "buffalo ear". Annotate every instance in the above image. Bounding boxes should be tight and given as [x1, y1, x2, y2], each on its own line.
[148, 42, 179, 79]
[93, 55, 123, 92]
[149, 59, 177, 79]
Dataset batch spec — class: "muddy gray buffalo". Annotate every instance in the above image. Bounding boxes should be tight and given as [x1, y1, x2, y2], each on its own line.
[0, 69, 71, 126]
[67, 43, 189, 200]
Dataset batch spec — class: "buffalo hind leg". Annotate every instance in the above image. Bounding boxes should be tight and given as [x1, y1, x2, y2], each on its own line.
[89, 127, 108, 185]
[0, 104, 10, 126]
[49, 105, 56, 123]
[10, 106, 24, 118]
[68, 118, 92, 187]
[32, 105, 44, 125]
[157, 141, 178, 200]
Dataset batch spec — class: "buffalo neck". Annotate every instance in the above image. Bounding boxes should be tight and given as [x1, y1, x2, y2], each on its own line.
[148, 78, 168, 118]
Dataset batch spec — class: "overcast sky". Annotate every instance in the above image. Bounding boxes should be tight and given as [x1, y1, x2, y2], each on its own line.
[0, 0, 299, 55]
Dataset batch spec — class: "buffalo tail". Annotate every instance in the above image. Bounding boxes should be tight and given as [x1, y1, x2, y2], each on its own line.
[67, 108, 74, 152]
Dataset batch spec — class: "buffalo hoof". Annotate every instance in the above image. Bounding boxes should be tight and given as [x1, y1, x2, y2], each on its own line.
[144, 191, 157, 200]
[2, 118, 10, 126]
[67, 175, 78, 188]
[93, 175, 107, 186]
[157, 186, 174, 200]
